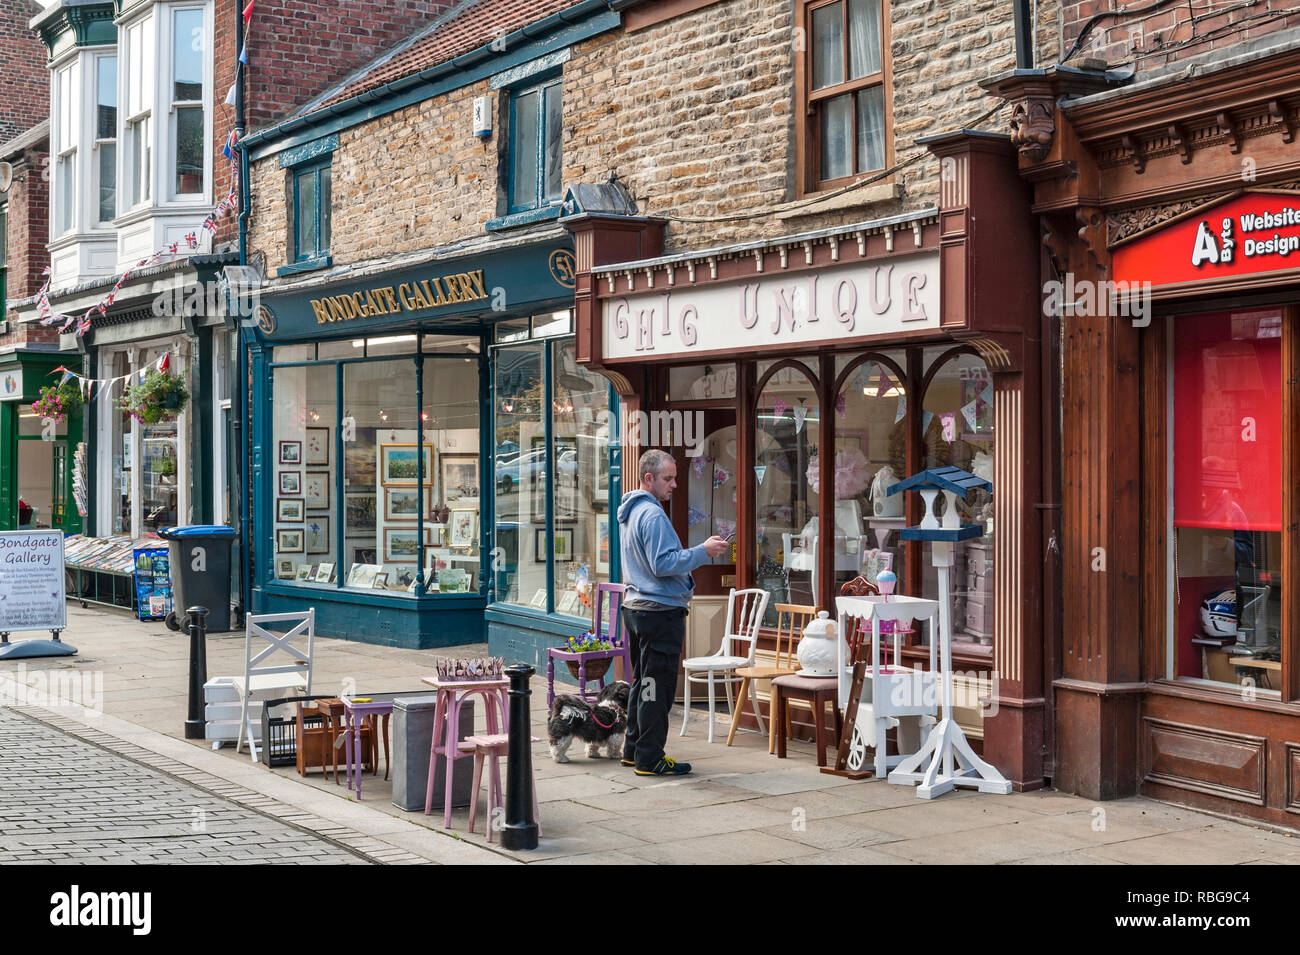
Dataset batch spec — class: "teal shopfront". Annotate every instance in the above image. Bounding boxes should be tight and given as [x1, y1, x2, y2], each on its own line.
[247, 237, 620, 656]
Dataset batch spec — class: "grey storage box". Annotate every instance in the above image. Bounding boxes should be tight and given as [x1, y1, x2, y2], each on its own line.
[392, 694, 475, 812]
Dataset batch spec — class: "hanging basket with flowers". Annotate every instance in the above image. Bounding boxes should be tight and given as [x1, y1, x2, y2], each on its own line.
[118, 369, 190, 425]
[31, 380, 83, 422]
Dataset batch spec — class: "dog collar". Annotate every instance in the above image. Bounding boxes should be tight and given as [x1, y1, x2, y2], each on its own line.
[591, 704, 623, 730]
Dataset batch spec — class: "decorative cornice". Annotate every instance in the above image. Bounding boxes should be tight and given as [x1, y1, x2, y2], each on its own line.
[35, 1, 117, 55]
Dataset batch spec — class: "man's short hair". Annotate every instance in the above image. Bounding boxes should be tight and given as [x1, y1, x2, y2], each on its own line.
[639, 448, 674, 481]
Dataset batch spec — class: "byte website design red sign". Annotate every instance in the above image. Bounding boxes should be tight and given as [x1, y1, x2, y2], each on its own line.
[1112, 191, 1300, 288]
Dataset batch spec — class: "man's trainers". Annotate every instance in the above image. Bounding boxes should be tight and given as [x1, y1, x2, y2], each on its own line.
[634, 756, 692, 776]
[620, 757, 636, 767]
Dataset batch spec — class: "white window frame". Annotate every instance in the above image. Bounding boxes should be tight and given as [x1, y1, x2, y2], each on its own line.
[166, 4, 210, 202]
[54, 62, 79, 236]
[93, 52, 118, 227]
[121, 13, 155, 211]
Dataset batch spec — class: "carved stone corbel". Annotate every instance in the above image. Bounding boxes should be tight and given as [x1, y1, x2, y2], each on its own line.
[1267, 100, 1295, 144]
[1076, 207, 1108, 274]
[1216, 112, 1242, 154]
[1120, 134, 1146, 174]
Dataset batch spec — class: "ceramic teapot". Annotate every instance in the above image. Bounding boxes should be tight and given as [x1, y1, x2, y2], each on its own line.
[796, 611, 839, 677]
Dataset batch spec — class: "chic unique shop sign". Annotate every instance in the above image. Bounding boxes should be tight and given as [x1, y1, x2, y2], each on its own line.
[0, 531, 67, 633]
[1112, 191, 1300, 288]
[601, 252, 940, 360]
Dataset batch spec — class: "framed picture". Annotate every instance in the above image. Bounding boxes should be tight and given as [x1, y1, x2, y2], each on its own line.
[279, 440, 302, 465]
[384, 527, 421, 562]
[437, 568, 471, 593]
[530, 588, 548, 609]
[425, 548, 451, 573]
[306, 427, 330, 466]
[306, 516, 330, 554]
[580, 435, 609, 505]
[276, 558, 296, 579]
[277, 529, 304, 553]
[344, 494, 376, 533]
[346, 564, 378, 589]
[380, 443, 434, 486]
[384, 486, 428, 522]
[372, 572, 389, 590]
[558, 591, 583, 616]
[441, 454, 480, 505]
[295, 565, 313, 581]
[314, 562, 335, 583]
[449, 509, 477, 547]
[279, 471, 301, 494]
[277, 498, 304, 522]
[537, 527, 575, 562]
[304, 473, 329, 510]
[596, 512, 611, 574]
[352, 545, 377, 566]
[344, 426, 377, 490]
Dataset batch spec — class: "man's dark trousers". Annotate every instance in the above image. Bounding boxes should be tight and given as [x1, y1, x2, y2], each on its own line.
[621, 607, 685, 768]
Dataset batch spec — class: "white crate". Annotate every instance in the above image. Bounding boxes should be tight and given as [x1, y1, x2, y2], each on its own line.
[204, 701, 257, 721]
[204, 719, 258, 742]
[203, 676, 240, 704]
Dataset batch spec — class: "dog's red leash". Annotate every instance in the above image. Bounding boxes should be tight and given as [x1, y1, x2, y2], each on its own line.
[591, 705, 623, 730]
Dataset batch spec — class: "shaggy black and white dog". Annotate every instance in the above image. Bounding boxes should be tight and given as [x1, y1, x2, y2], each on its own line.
[547, 681, 630, 763]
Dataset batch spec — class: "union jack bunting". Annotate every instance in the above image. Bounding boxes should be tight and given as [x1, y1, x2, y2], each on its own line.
[185, 232, 197, 248]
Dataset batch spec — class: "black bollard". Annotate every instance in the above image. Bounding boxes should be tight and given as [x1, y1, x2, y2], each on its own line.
[184, 606, 210, 740]
[500, 663, 538, 850]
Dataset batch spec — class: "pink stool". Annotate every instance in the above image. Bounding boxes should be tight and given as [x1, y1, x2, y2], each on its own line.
[459, 733, 542, 842]
[421, 676, 509, 828]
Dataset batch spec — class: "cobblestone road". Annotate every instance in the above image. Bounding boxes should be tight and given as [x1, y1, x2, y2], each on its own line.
[0, 707, 370, 864]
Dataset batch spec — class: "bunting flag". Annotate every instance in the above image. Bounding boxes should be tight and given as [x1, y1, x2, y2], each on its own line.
[922, 410, 934, 435]
[692, 455, 708, 479]
[238, 41, 248, 65]
[754, 465, 767, 485]
[980, 381, 993, 406]
[895, 393, 907, 424]
[834, 393, 846, 419]
[772, 396, 789, 418]
[940, 412, 957, 443]
[961, 399, 979, 431]
[687, 506, 708, 528]
[243, 0, 254, 24]
[876, 368, 893, 398]
[793, 405, 807, 434]
[712, 465, 732, 490]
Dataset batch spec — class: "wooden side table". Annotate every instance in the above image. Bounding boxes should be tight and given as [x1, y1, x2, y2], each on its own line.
[770, 674, 842, 767]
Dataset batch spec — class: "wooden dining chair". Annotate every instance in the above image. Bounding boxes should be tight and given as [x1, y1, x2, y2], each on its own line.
[723, 602, 815, 747]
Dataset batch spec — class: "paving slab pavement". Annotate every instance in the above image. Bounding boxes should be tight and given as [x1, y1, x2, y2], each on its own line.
[3, 603, 1300, 865]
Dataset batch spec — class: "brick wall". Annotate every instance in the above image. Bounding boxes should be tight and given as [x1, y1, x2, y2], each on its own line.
[1, 143, 54, 345]
[1061, 0, 1300, 69]
[216, 0, 459, 252]
[0, 0, 47, 144]
[247, 0, 1046, 271]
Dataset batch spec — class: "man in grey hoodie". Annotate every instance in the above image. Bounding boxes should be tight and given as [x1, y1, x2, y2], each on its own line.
[617, 449, 729, 776]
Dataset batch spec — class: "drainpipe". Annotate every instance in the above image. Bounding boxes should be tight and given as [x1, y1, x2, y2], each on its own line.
[235, 0, 251, 618]
[1014, 0, 1034, 70]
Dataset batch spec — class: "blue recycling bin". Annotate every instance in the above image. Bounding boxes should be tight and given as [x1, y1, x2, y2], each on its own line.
[157, 525, 236, 632]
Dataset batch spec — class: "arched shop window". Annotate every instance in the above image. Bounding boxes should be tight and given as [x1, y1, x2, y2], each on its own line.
[920, 347, 995, 646]
[754, 360, 820, 616]
[834, 350, 908, 595]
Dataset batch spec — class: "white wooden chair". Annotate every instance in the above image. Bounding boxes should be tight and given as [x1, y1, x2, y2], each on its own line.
[234, 610, 315, 762]
[681, 588, 770, 743]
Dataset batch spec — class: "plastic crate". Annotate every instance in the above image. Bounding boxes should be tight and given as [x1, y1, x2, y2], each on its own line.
[260, 695, 330, 768]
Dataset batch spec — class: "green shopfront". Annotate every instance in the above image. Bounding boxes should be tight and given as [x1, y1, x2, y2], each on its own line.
[248, 237, 620, 655]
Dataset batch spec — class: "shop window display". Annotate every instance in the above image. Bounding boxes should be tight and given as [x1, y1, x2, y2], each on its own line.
[1170, 310, 1282, 689]
[270, 341, 480, 595]
[920, 349, 995, 645]
[491, 332, 613, 615]
[834, 351, 908, 595]
[754, 362, 820, 612]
